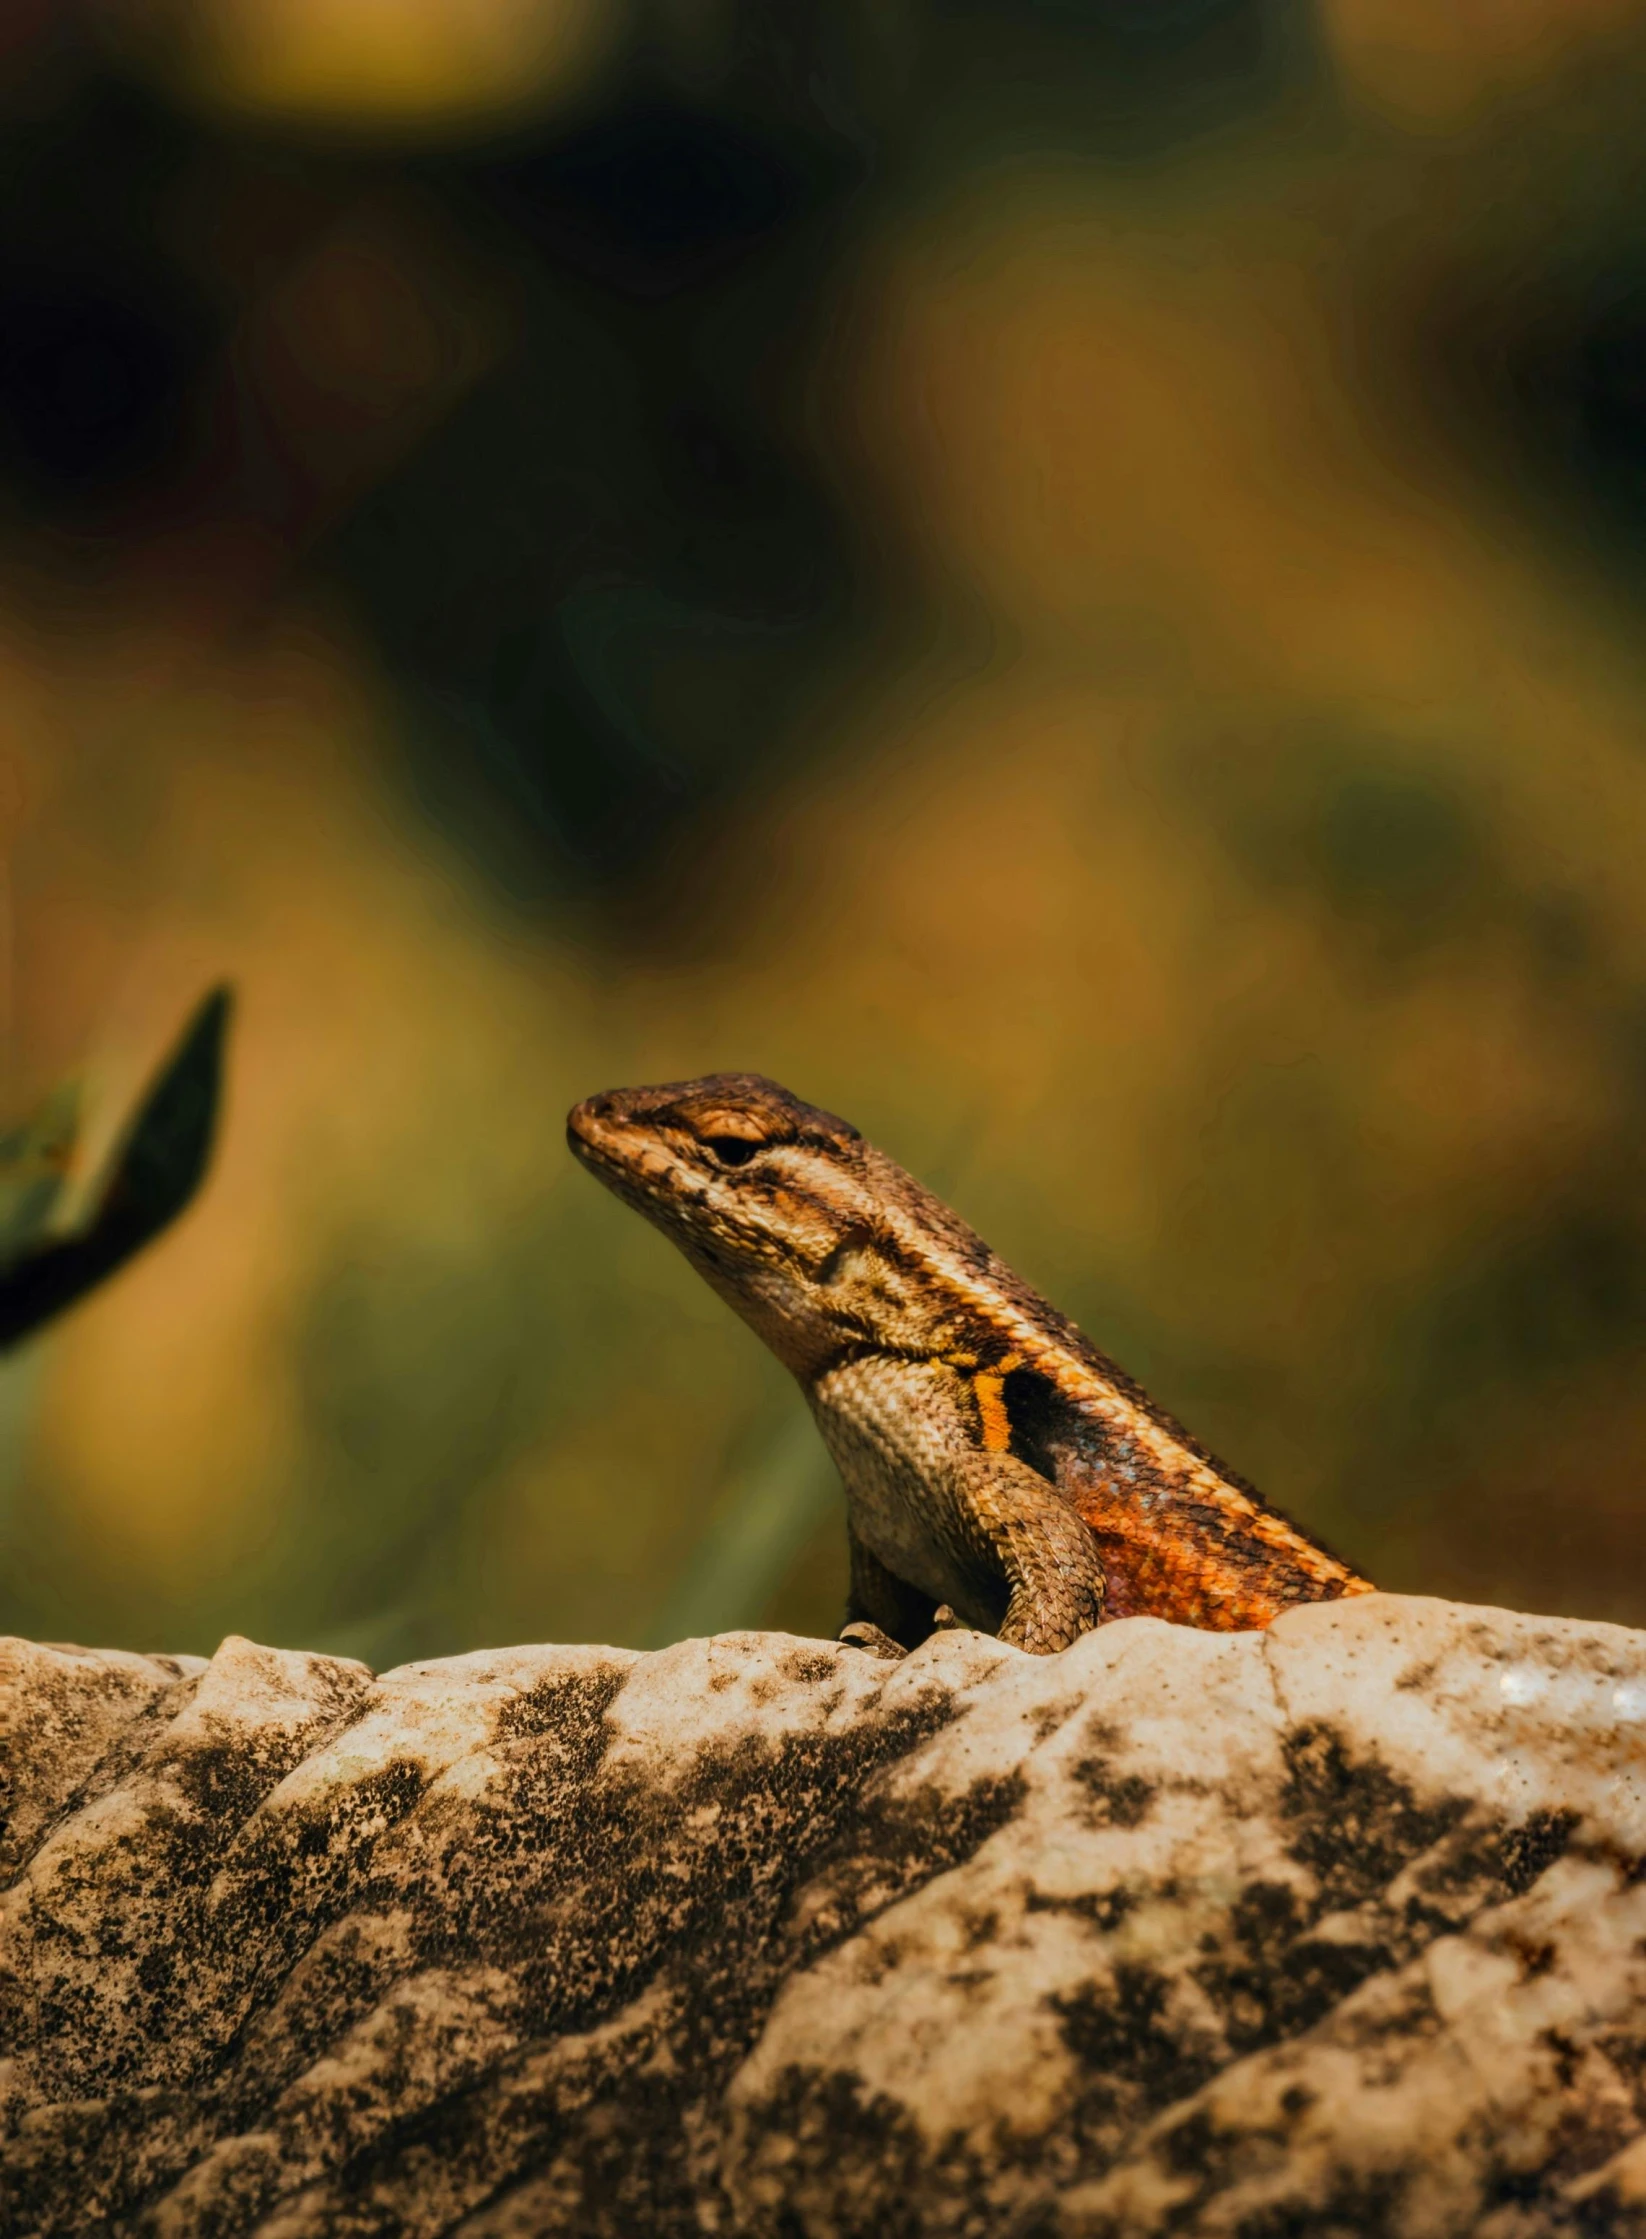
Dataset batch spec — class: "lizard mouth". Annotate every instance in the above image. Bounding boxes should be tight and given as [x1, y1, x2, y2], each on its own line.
[566, 1091, 695, 1220]
[566, 1092, 636, 1181]
[565, 1091, 611, 1149]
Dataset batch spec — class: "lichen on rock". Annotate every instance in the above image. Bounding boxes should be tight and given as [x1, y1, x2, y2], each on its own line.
[2, 1594, 1643, 2236]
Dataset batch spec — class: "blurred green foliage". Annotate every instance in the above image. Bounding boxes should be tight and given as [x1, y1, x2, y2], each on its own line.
[0, 0, 1645, 1660]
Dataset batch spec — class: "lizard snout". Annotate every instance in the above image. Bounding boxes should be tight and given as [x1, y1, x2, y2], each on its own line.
[565, 1091, 618, 1159]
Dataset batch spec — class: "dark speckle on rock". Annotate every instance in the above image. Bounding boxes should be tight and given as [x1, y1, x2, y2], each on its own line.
[1281, 1721, 1470, 1906]
[1025, 1883, 1136, 1934]
[1053, 1959, 1220, 2114]
[1500, 1807, 1580, 1896]
[1069, 1755, 1155, 1830]
[492, 1664, 627, 1747]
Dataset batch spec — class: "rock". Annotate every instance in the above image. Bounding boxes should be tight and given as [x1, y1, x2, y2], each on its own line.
[2, 1594, 1644, 2237]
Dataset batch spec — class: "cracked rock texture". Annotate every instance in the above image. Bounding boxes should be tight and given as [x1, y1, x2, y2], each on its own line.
[3, 1595, 1645, 2238]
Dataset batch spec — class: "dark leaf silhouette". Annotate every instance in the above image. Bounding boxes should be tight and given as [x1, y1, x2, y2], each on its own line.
[0, 985, 232, 1349]
[0, 1078, 78, 1264]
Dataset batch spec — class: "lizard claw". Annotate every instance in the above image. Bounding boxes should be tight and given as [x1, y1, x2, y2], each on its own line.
[929, 1604, 970, 1633]
[838, 1621, 907, 1662]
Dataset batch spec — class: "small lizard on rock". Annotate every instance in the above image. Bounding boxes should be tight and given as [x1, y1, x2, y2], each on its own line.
[568, 1075, 1374, 1656]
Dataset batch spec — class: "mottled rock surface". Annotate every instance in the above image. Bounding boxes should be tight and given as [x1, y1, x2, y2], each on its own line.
[2, 1595, 1644, 2238]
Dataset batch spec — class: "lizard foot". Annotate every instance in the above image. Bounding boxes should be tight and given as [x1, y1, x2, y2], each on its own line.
[930, 1605, 971, 1633]
[838, 1621, 908, 1662]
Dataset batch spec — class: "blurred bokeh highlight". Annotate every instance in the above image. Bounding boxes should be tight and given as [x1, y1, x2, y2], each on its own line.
[2, 0, 1645, 1662]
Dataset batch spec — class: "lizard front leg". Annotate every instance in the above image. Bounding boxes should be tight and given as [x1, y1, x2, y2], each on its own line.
[954, 1447, 1107, 1652]
[839, 1525, 935, 1659]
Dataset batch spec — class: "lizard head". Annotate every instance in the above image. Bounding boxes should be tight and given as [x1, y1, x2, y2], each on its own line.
[567, 1073, 966, 1372]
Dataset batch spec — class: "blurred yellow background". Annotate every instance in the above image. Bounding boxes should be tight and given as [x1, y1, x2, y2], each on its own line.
[2, 0, 1645, 1661]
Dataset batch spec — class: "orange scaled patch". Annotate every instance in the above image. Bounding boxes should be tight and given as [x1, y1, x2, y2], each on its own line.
[972, 1351, 1023, 1452]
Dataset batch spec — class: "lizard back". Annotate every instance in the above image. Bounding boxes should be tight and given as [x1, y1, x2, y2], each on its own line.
[839, 1135, 1370, 1629]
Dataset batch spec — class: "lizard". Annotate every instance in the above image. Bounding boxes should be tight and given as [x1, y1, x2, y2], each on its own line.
[567, 1073, 1375, 1656]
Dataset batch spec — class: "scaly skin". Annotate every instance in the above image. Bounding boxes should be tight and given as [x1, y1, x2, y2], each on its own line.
[567, 1074, 1374, 1655]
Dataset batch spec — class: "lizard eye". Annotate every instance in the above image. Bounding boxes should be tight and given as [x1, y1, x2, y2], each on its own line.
[703, 1134, 762, 1169]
